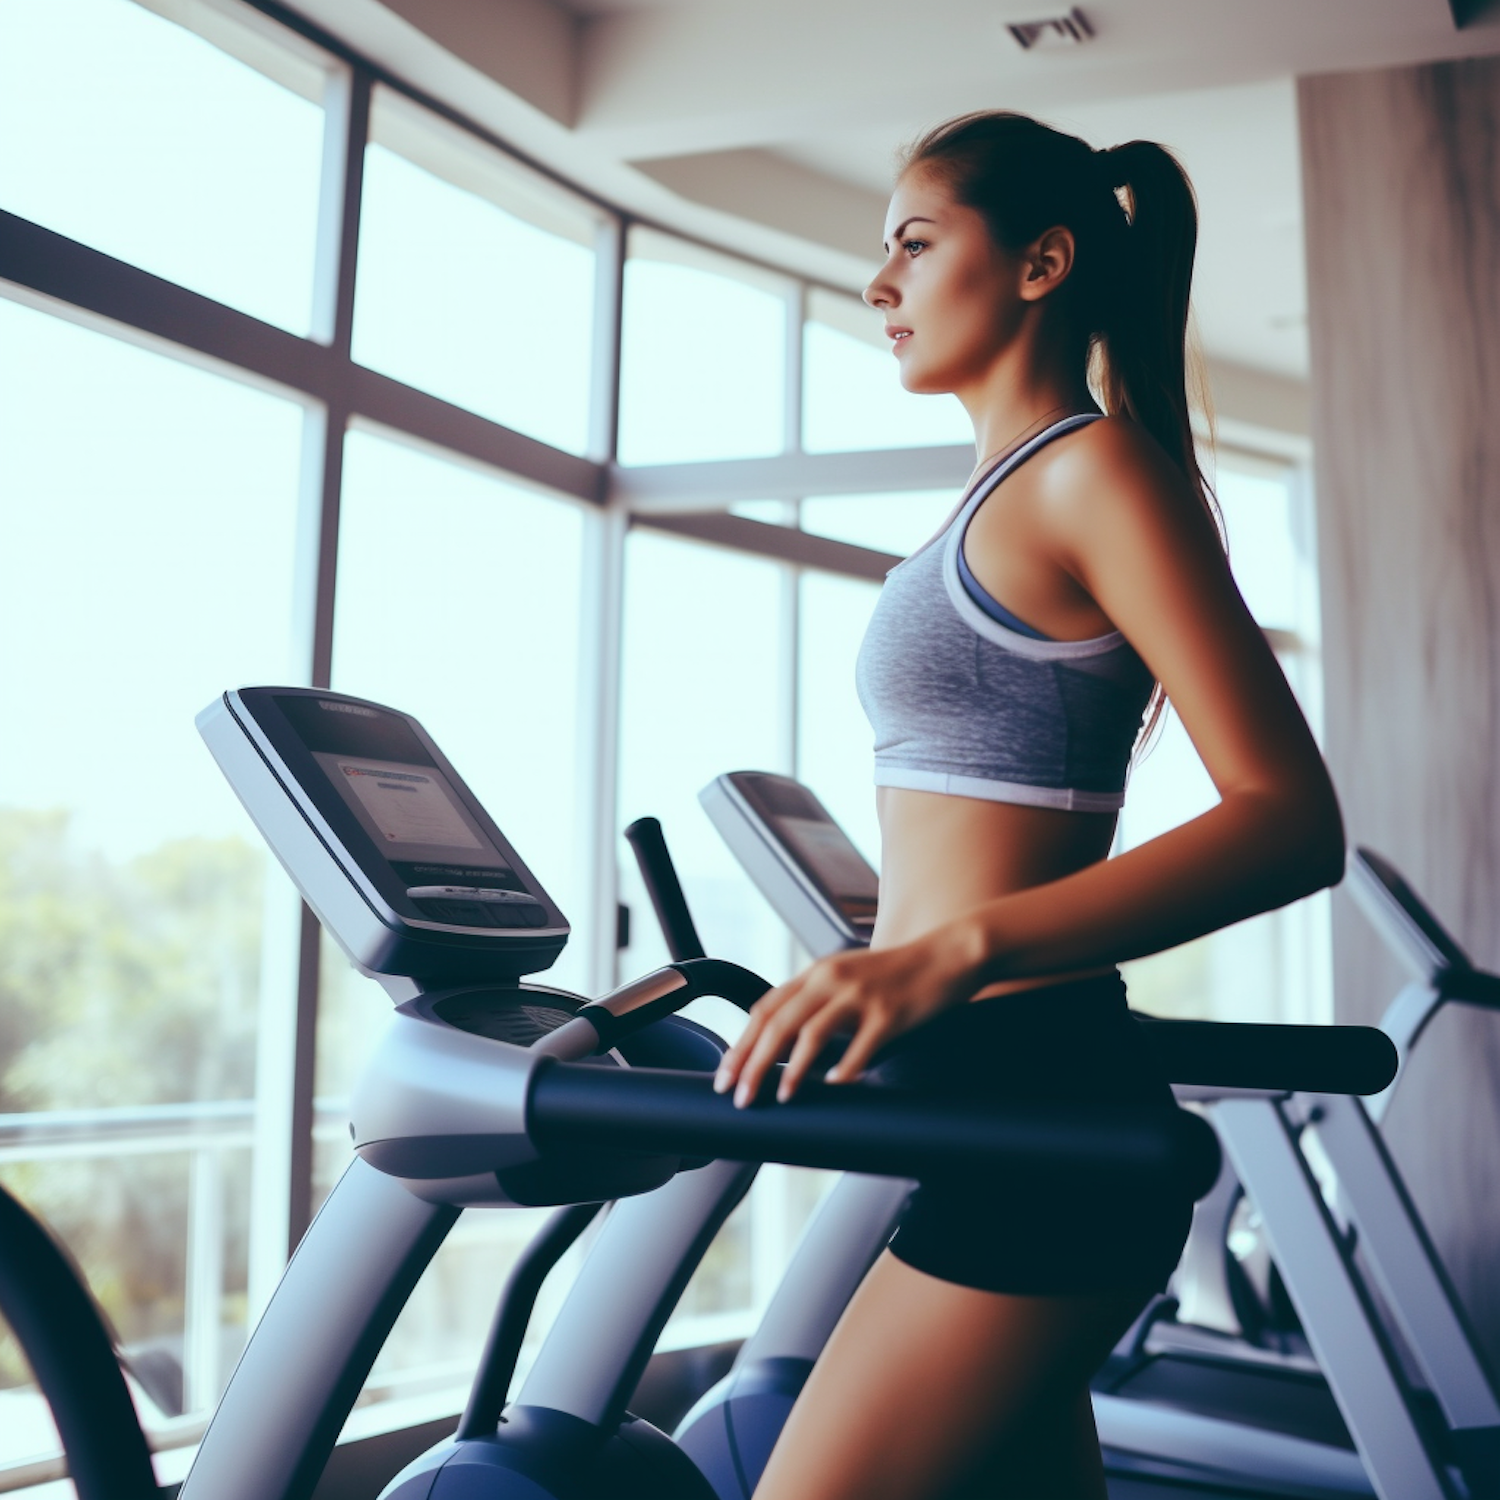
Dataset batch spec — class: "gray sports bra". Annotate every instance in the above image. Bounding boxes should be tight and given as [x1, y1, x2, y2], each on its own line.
[854, 413, 1155, 812]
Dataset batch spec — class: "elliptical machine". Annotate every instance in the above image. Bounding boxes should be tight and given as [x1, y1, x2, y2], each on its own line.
[0, 689, 1392, 1500]
[175, 688, 1223, 1500]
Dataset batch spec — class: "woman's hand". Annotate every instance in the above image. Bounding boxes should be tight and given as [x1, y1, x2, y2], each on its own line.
[712, 927, 985, 1107]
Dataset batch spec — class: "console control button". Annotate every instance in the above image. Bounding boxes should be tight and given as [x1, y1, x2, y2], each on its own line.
[408, 886, 549, 930]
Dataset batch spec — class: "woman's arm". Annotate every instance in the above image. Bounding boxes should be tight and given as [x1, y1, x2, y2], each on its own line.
[715, 419, 1344, 1107]
[954, 418, 1345, 970]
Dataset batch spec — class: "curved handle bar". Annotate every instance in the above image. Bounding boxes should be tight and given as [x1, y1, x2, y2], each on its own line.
[669, 956, 772, 1013]
[534, 958, 772, 1060]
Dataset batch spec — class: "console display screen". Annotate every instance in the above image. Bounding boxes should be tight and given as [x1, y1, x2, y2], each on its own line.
[732, 773, 879, 922]
[774, 816, 879, 912]
[312, 748, 507, 864]
[332, 757, 483, 850]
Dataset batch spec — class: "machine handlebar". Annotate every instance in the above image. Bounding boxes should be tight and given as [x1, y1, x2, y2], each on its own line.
[548, 965, 1398, 1093]
[529, 1061, 1222, 1199]
[535, 957, 773, 1061]
[624, 816, 708, 963]
[1136, 1016, 1397, 1096]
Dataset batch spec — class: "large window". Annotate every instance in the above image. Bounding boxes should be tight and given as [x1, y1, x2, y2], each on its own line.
[616, 531, 790, 983]
[802, 288, 971, 453]
[0, 296, 305, 1445]
[352, 89, 601, 454]
[798, 572, 883, 867]
[618, 231, 790, 465]
[330, 428, 592, 992]
[0, 0, 330, 333]
[0, 0, 1329, 1482]
[799, 489, 956, 557]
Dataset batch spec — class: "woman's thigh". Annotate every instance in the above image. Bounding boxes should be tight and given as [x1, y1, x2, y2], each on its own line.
[753, 1251, 1148, 1500]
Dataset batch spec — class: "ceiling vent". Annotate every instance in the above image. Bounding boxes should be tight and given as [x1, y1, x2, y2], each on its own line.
[1006, 7, 1094, 49]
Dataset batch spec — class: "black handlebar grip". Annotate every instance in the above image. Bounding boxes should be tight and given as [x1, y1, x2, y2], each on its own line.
[1134, 1017, 1399, 1095]
[670, 957, 772, 1013]
[624, 817, 707, 962]
[529, 1064, 1222, 1201]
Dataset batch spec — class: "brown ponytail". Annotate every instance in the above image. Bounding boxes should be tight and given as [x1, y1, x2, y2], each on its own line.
[902, 111, 1221, 749]
[1091, 140, 1208, 517]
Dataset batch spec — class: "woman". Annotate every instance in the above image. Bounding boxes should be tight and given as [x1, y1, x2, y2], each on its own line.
[712, 112, 1345, 1499]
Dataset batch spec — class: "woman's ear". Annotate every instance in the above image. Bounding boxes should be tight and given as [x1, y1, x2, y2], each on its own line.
[1019, 226, 1076, 302]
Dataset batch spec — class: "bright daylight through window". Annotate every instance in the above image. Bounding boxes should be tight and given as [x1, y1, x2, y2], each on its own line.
[352, 89, 601, 455]
[0, 0, 327, 333]
[0, 296, 304, 1453]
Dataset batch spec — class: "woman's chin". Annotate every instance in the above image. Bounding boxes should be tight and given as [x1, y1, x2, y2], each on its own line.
[898, 365, 953, 397]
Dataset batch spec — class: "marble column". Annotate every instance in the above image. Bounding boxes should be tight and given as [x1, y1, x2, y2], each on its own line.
[1300, 55, 1500, 1371]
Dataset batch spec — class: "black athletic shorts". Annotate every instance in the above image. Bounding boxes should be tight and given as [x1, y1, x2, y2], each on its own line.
[869, 971, 1194, 1296]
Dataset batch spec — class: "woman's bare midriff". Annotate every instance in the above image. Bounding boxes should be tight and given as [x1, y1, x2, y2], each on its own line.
[871, 786, 1118, 996]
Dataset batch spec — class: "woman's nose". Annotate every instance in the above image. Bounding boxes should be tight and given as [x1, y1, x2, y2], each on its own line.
[863, 278, 893, 310]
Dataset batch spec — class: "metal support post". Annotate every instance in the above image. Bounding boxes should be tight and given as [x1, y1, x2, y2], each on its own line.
[184, 1145, 227, 1412]
[1308, 1093, 1500, 1436]
[1214, 1096, 1455, 1500]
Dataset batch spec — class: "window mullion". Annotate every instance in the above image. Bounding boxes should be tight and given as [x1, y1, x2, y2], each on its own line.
[252, 64, 373, 1301]
[312, 65, 371, 355]
[291, 62, 373, 1245]
[589, 217, 626, 470]
[578, 507, 630, 996]
[580, 216, 628, 995]
[783, 281, 806, 460]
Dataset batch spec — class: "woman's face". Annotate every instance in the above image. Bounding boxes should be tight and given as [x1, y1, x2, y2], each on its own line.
[863, 168, 1030, 397]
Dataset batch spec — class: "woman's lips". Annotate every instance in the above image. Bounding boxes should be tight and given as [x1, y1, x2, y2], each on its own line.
[888, 327, 913, 353]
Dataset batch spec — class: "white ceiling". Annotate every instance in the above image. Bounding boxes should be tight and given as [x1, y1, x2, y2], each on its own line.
[567, 0, 1477, 159]
[297, 0, 1500, 400]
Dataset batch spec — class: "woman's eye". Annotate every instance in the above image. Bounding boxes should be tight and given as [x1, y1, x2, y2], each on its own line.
[902, 239, 927, 257]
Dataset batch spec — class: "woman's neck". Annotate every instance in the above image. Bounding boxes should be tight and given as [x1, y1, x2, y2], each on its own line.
[957, 332, 1095, 476]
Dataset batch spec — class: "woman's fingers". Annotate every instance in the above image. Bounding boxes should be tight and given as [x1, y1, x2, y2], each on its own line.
[777, 999, 863, 1101]
[715, 983, 793, 1077]
[822, 1009, 897, 1085]
[731, 982, 833, 1106]
[713, 977, 807, 1098]
[712, 941, 970, 1107]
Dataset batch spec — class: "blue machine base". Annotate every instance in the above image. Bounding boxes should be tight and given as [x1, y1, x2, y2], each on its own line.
[380, 1404, 717, 1500]
[674, 1357, 815, 1500]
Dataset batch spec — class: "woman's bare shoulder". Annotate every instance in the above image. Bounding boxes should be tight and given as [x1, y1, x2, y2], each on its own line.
[1034, 415, 1186, 500]
[1029, 414, 1217, 553]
